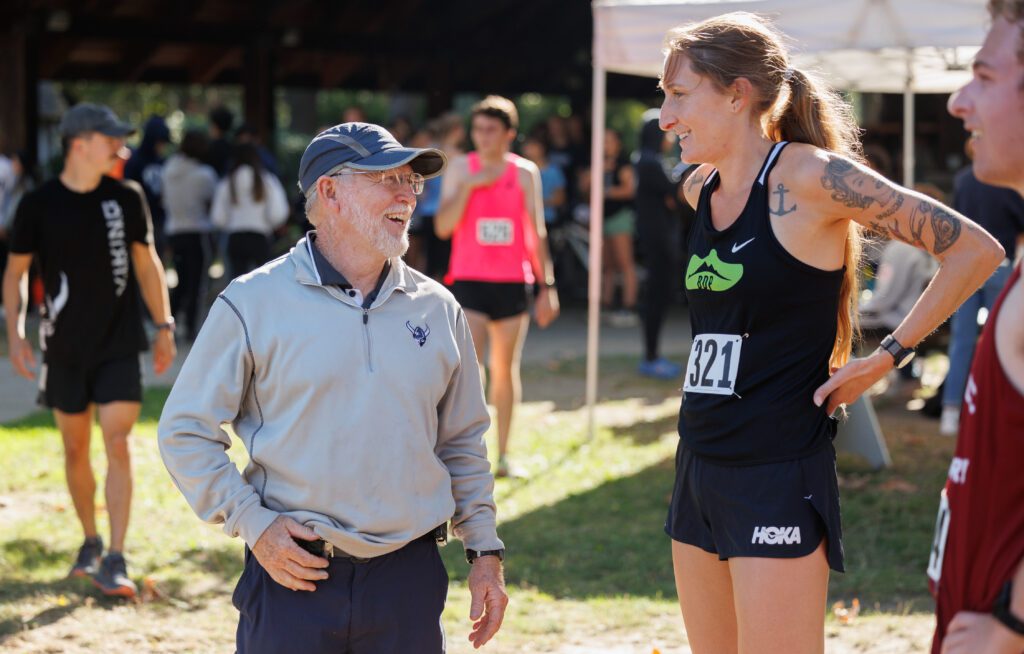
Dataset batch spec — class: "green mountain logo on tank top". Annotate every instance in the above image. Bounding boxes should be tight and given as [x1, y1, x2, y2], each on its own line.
[685, 249, 744, 291]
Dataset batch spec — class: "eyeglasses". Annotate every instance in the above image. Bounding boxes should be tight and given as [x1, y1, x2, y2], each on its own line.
[331, 170, 425, 195]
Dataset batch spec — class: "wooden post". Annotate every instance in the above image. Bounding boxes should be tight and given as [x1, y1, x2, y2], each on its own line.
[243, 35, 275, 152]
[0, 18, 38, 160]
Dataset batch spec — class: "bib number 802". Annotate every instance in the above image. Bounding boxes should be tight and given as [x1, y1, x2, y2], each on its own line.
[684, 334, 742, 396]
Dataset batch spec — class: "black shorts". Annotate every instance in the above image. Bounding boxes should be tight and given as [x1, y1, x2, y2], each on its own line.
[666, 441, 845, 573]
[450, 280, 529, 321]
[38, 355, 143, 414]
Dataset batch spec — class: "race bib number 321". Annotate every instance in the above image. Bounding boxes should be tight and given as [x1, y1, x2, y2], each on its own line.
[684, 333, 742, 396]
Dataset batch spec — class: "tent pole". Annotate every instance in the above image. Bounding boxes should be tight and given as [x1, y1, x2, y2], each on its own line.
[586, 65, 607, 442]
[903, 49, 915, 187]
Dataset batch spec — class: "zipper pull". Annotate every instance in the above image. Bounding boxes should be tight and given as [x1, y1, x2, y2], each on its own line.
[362, 309, 368, 325]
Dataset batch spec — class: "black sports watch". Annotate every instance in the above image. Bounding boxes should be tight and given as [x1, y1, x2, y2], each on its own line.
[466, 548, 505, 564]
[993, 580, 1024, 636]
[880, 334, 915, 369]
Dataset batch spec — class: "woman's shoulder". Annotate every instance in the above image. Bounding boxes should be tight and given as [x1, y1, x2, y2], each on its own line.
[680, 163, 715, 209]
[775, 143, 851, 197]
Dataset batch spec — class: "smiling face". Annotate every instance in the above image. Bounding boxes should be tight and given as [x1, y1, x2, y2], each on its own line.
[948, 16, 1024, 193]
[317, 163, 417, 260]
[658, 55, 736, 165]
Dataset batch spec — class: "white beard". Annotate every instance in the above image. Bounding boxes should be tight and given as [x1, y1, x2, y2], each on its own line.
[348, 200, 409, 260]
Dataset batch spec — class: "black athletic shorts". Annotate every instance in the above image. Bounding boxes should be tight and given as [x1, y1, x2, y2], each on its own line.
[666, 441, 845, 573]
[38, 355, 143, 414]
[450, 280, 529, 321]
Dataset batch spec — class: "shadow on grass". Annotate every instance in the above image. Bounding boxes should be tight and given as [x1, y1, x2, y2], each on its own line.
[607, 412, 678, 446]
[0, 539, 68, 572]
[177, 545, 243, 580]
[0, 538, 240, 613]
[442, 456, 679, 601]
[521, 355, 682, 412]
[0, 591, 78, 640]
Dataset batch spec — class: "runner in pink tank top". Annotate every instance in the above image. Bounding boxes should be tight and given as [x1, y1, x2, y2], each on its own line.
[445, 151, 538, 285]
[435, 96, 560, 478]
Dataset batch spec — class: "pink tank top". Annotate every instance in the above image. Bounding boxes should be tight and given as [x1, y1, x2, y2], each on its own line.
[446, 152, 537, 284]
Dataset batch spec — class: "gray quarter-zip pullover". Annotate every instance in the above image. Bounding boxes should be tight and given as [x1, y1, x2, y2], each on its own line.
[158, 235, 502, 558]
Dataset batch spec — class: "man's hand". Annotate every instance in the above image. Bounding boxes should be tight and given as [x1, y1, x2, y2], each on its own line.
[8, 336, 36, 380]
[813, 350, 893, 415]
[467, 555, 508, 649]
[251, 516, 329, 592]
[153, 329, 176, 376]
[942, 611, 1024, 653]
[534, 287, 560, 329]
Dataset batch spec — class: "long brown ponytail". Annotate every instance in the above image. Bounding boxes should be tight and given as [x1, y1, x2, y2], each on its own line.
[664, 12, 864, 369]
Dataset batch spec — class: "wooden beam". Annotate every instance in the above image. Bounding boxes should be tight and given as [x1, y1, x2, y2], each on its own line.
[191, 46, 242, 85]
[118, 41, 164, 82]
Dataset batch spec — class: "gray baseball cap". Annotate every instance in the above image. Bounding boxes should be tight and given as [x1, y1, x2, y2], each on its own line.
[59, 103, 136, 139]
[298, 122, 446, 196]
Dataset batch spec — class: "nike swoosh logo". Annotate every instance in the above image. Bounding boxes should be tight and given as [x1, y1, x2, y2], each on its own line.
[731, 238, 755, 253]
[804, 494, 813, 500]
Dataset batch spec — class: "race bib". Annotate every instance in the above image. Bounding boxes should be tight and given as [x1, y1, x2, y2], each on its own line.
[476, 218, 514, 246]
[684, 333, 742, 396]
[926, 490, 950, 584]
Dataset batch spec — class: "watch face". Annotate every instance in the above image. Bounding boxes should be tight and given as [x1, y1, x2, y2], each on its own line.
[896, 350, 916, 369]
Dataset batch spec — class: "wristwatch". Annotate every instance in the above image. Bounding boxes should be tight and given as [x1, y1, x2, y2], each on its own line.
[466, 548, 505, 564]
[155, 317, 176, 333]
[993, 580, 1024, 636]
[880, 334, 915, 369]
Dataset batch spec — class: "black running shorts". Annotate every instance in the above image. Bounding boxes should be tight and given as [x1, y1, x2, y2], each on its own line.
[666, 441, 845, 572]
[450, 280, 529, 321]
[38, 355, 143, 414]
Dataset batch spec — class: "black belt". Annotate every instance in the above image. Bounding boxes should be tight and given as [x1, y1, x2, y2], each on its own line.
[295, 525, 447, 563]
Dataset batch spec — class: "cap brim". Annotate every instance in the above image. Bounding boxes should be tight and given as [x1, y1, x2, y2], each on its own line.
[96, 123, 137, 137]
[342, 147, 447, 179]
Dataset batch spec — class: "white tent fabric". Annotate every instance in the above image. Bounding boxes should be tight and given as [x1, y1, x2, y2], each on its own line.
[593, 0, 984, 92]
[583, 0, 986, 438]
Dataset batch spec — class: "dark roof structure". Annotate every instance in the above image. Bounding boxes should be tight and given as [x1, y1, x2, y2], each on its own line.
[0, 0, 657, 155]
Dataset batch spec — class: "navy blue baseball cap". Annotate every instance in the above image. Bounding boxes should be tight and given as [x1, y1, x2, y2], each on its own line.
[298, 122, 446, 196]
[59, 103, 136, 138]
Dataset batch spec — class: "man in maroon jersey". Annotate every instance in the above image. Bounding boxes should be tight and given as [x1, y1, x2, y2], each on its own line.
[937, 2, 1024, 652]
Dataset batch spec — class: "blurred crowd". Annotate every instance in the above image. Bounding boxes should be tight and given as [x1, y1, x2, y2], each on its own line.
[2, 99, 1020, 402]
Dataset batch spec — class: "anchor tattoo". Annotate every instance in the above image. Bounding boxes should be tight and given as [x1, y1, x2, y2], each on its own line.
[770, 183, 797, 216]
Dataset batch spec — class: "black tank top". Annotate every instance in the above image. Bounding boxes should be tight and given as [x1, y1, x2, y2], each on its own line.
[679, 142, 843, 464]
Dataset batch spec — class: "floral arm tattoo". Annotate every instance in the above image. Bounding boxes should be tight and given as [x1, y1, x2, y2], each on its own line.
[820, 156, 962, 255]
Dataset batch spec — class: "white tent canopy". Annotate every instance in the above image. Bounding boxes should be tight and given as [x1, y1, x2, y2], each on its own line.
[594, 0, 984, 92]
[583, 0, 986, 437]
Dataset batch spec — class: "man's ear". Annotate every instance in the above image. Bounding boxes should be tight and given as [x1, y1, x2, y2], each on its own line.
[316, 175, 339, 207]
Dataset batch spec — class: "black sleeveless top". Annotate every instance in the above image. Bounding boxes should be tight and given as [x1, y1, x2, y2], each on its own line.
[679, 142, 843, 464]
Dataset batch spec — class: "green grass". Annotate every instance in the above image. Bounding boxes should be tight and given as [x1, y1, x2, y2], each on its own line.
[0, 358, 948, 652]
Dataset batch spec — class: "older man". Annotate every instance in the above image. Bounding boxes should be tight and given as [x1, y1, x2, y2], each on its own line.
[931, 2, 1024, 653]
[158, 123, 507, 653]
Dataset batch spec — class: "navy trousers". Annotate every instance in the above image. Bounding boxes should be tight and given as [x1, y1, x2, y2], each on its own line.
[234, 538, 448, 653]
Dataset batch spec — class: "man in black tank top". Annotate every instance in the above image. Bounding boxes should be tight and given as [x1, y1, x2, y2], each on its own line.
[658, 14, 1005, 654]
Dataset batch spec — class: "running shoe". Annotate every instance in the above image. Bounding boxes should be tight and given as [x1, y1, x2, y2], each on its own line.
[638, 358, 682, 380]
[92, 552, 138, 599]
[495, 456, 527, 479]
[69, 536, 103, 579]
[607, 310, 639, 328]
